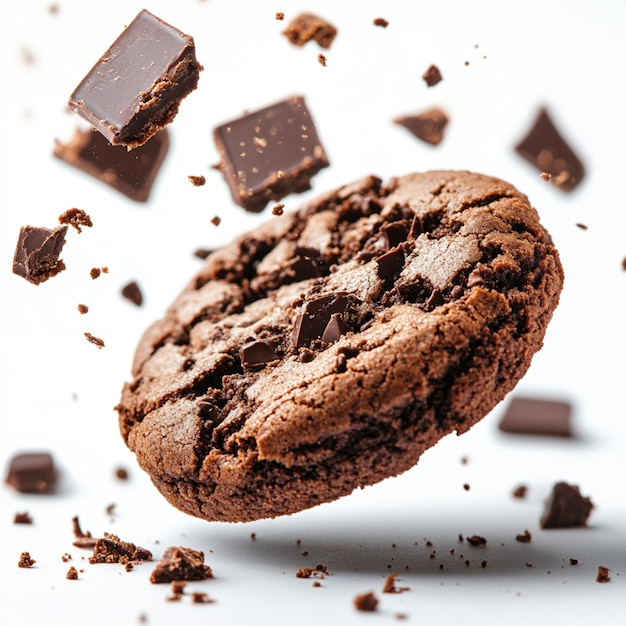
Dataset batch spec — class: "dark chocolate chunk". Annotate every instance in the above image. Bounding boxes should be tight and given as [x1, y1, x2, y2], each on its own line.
[292, 292, 354, 348]
[89, 532, 152, 564]
[5, 452, 58, 494]
[53, 127, 169, 202]
[354, 592, 379, 612]
[466, 535, 487, 546]
[373, 18, 389, 28]
[375, 246, 405, 282]
[596, 566, 611, 583]
[68, 9, 202, 148]
[121, 280, 143, 307]
[515, 530, 532, 543]
[213, 96, 329, 212]
[498, 396, 573, 437]
[12, 225, 68, 285]
[66, 566, 79, 580]
[13, 512, 33, 524]
[540, 482, 593, 529]
[380, 221, 410, 247]
[515, 107, 585, 192]
[422, 64, 443, 87]
[149, 546, 213, 583]
[283, 13, 337, 49]
[58, 208, 93, 233]
[321, 313, 350, 344]
[394, 108, 449, 146]
[240, 340, 278, 368]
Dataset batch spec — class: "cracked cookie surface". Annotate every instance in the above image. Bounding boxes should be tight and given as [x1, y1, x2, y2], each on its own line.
[117, 170, 563, 522]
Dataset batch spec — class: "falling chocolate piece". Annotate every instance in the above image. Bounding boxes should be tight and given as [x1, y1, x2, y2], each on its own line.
[422, 64, 443, 87]
[515, 107, 585, 192]
[498, 396, 573, 437]
[121, 281, 144, 307]
[540, 482, 593, 529]
[394, 108, 449, 146]
[12, 225, 68, 285]
[283, 13, 337, 49]
[68, 9, 202, 148]
[5, 452, 58, 494]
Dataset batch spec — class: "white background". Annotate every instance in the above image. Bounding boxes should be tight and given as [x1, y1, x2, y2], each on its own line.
[1, 1, 625, 624]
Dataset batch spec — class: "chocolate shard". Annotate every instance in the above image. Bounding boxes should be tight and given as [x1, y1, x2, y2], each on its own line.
[540, 482, 593, 529]
[54, 127, 169, 202]
[292, 291, 355, 348]
[12, 225, 68, 285]
[515, 107, 585, 192]
[149, 546, 213, 583]
[121, 280, 144, 307]
[380, 220, 410, 248]
[283, 13, 337, 49]
[213, 96, 330, 212]
[498, 396, 573, 437]
[68, 9, 202, 148]
[5, 452, 58, 494]
[422, 64, 443, 87]
[321, 313, 350, 344]
[375, 246, 405, 282]
[394, 107, 449, 146]
[240, 340, 278, 368]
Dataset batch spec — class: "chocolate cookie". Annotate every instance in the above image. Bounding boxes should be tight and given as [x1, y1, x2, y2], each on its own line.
[117, 171, 563, 522]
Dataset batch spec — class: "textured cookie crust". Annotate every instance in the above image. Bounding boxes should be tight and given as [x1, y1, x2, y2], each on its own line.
[117, 171, 563, 522]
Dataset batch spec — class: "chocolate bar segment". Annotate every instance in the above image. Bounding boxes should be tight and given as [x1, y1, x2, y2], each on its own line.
[213, 96, 329, 212]
[68, 9, 202, 148]
[53, 127, 169, 202]
[5, 452, 58, 494]
[12, 225, 68, 285]
[498, 395, 573, 437]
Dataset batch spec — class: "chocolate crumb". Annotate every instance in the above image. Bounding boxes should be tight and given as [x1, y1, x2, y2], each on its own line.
[515, 530, 532, 543]
[318, 53, 327, 67]
[149, 546, 212, 583]
[354, 591, 378, 612]
[540, 482, 593, 528]
[570, 558, 579, 566]
[383, 574, 409, 593]
[481, 560, 488, 568]
[84, 332, 105, 349]
[13, 512, 33, 525]
[61, 553, 72, 562]
[463, 483, 470, 491]
[211, 216, 221, 227]
[171, 581, 186, 595]
[394, 107, 449, 146]
[78, 303, 89, 314]
[194, 248, 214, 260]
[272, 203, 285, 216]
[373, 17, 389, 27]
[283, 13, 337, 49]
[115, 467, 129, 481]
[191, 592, 214, 604]
[575, 223, 588, 230]
[512, 484, 528, 499]
[89, 532, 152, 565]
[275, 12, 284, 20]
[18, 552, 36, 568]
[540, 172, 552, 181]
[58, 208, 93, 233]
[422, 64, 443, 87]
[466, 535, 487, 547]
[106, 503, 116, 516]
[188, 175, 206, 187]
[66, 566, 78, 580]
[596, 566, 611, 583]
[121, 281, 143, 307]
[250, 532, 256, 540]
[90, 267, 101, 279]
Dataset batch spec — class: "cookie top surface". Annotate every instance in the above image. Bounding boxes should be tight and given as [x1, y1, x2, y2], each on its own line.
[117, 170, 563, 522]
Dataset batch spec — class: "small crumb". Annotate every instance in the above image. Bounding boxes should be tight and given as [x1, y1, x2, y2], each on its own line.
[463, 483, 470, 491]
[516, 530, 532, 543]
[540, 172, 552, 181]
[275, 12, 284, 20]
[354, 591, 378, 612]
[570, 558, 579, 565]
[21, 48, 35, 65]
[84, 332, 105, 349]
[90, 267, 101, 280]
[318, 53, 327, 67]
[481, 560, 488, 568]
[250, 532, 256, 540]
[191, 592, 214, 604]
[106, 503, 116, 516]
[525, 562, 534, 568]
[512, 484, 528, 499]
[194, 248, 214, 260]
[272, 203, 285, 216]
[460, 456, 468, 465]
[18, 552, 36, 568]
[422, 64, 443, 87]
[596, 566, 611, 583]
[283, 13, 337, 49]
[383, 573, 409, 594]
[188, 175, 206, 187]
[66, 566, 78, 580]
[61, 553, 72, 563]
[58, 208, 93, 233]
[211, 216, 221, 227]
[464, 60, 470, 66]
[121, 280, 143, 307]
[312, 581, 321, 588]
[77, 303, 89, 314]
[466, 535, 487, 547]
[171, 581, 186, 595]
[622, 257, 626, 271]
[13, 512, 33, 524]
[115, 467, 129, 481]
[49, 4, 60, 14]
[395, 614, 408, 621]
[373, 17, 389, 27]
[575, 223, 588, 230]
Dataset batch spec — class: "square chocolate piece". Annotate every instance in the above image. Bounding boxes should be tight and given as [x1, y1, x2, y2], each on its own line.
[515, 107, 585, 191]
[5, 452, 58, 494]
[498, 396, 573, 437]
[53, 127, 169, 202]
[213, 96, 329, 212]
[13, 225, 68, 285]
[68, 9, 202, 148]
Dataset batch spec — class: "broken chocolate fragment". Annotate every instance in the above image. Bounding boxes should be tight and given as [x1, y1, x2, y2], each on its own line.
[12, 225, 68, 285]
[422, 64, 443, 87]
[18, 552, 36, 568]
[89, 532, 152, 564]
[394, 108, 449, 146]
[58, 208, 93, 233]
[5, 452, 57, 494]
[54, 127, 170, 202]
[149, 546, 213, 583]
[213, 96, 329, 212]
[596, 566, 611, 583]
[540, 482, 593, 529]
[240, 340, 278, 368]
[13, 512, 34, 524]
[373, 17, 389, 28]
[84, 332, 105, 349]
[188, 175, 206, 187]
[292, 292, 356, 348]
[354, 591, 378, 612]
[499, 396, 573, 437]
[66, 566, 79, 580]
[121, 281, 144, 307]
[375, 246, 405, 282]
[283, 13, 337, 49]
[515, 107, 585, 192]
[68, 9, 202, 148]
[321, 313, 350, 344]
